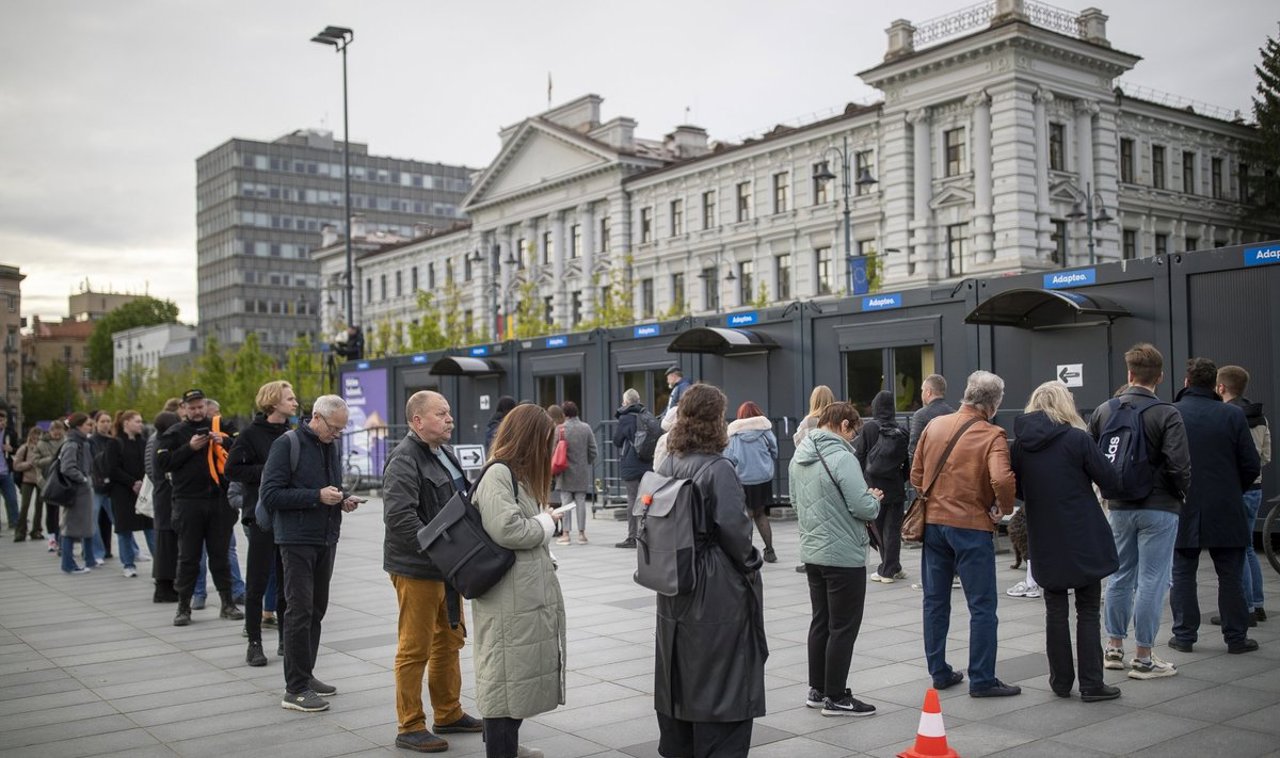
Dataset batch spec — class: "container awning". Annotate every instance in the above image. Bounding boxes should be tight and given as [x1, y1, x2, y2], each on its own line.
[964, 289, 1130, 330]
[666, 327, 779, 356]
[428, 356, 504, 376]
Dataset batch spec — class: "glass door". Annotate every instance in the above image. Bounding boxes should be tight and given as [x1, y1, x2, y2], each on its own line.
[536, 373, 582, 410]
[619, 368, 672, 415]
[844, 344, 936, 416]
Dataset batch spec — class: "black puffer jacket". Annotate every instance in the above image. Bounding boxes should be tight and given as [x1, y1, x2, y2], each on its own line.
[156, 421, 224, 500]
[225, 414, 292, 524]
[612, 403, 653, 481]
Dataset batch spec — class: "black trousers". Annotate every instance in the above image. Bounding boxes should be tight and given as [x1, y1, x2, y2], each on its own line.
[482, 717, 523, 758]
[152, 527, 178, 582]
[656, 713, 753, 758]
[45, 494, 60, 536]
[805, 563, 867, 698]
[173, 498, 235, 597]
[1171, 546, 1249, 645]
[97, 493, 114, 554]
[875, 499, 905, 577]
[1044, 580, 1104, 694]
[281, 543, 334, 694]
[243, 525, 286, 645]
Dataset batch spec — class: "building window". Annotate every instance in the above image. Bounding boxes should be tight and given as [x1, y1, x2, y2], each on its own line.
[671, 272, 685, 311]
[640, 207, 653, 243]
[946, 223, 969, 278]
[464, 254, 473, 282]
[1123, 230, 1137, 260]
[944, 128, 966, 177]
[366, 278, 373, 304]
[1238, 163, 1250, 202]
[515, 239, 527, 268]
[543, 296, 553, 324]
[775, 253, 791, 300]
[395, 270, 403, 297]
[1152, 145, 1166, 189]
[411, 266, 419, 291]
[427, 263, 436, 290]
[813, 162, 829, 204]
[571, 290, 583, 325]
[701, 267, 720, 311]
[815, 246, 833, 295]
[1211, 158, 1223, 199]
[445, 258, 454, 284]
[380, 274, 387, 301]
[739, 260, 754, 304]
[570, 224, 581, 259]
[736, 182, 751, 222]
[670, 199, 684, 236]
[854, 151, 874, 195]
[1182, 151, 1196, 194]
[1120, 139, 1135, 183]
[702, 191, 716, 229]
[1049, 123, 1065, 171]
[1185, 236, 1198, 252]
[542, 231, 552, 264]
[1155, 233, 1168, 257]
[773, 172, 789, 214]
[600, 217, 611, 252]
[641, 278, 655, 318]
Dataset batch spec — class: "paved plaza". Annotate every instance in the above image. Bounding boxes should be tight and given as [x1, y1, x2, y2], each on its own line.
[2, 501, 1278, 757]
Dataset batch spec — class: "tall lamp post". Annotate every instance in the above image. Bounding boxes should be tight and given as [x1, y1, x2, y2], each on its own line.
[1066, 181, 1112, 265]
[311, 25, 355, 329]
[696, 251, 736, 315]
[815, 135, 878, 293]
[470, 246, 519, 340]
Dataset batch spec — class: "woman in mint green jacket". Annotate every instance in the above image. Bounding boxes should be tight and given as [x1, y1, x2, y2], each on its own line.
[789, 402, 883, 718]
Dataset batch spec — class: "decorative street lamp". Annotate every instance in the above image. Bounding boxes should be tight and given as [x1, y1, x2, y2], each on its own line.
[815, 135, 878, 294]
[1066, 181, 1113, 265]
[311, 25, 356, 328]
[696, 252, 736, 315]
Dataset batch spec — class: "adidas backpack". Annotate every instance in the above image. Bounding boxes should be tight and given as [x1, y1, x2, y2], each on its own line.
[633, 458, 718, 596]
[1096, 395, 1165, 501]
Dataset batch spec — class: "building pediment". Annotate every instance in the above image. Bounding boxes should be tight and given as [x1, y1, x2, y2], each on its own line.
[1049, 178, 1082, 205]
[930, 183, 975, 210]
[463, 120, 619, 212]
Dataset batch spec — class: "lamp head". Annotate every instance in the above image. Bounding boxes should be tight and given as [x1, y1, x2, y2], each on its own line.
[1066, 202, 1086, 221]
[814, 165, 837, 183]
[1094, 205, 1113, 226]
[854, 167, 878, 187]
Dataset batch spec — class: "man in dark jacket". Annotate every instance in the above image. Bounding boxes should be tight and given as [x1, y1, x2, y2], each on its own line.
[1089, 344, 1191, 679]
[382, 390, 482, 752]
[157, 390, 244, 627]
[612, 389, 653, 548]
[1216, 365, 1271, 623]
[1169, 358, 1261, 654]
[855, 390, 909, 583]
[260, 394, 361, 713]
[660, 366, 691, 422]
[907, 374, 954, 474]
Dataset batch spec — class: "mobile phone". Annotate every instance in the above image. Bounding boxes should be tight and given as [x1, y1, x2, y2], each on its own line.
[349, 496, 368, 504]
[552, 502, 577, 515]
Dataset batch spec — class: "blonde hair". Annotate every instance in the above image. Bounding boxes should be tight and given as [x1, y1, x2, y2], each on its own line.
[255, 380, 294, 415]
[808, 385, 836, 417]
[1025, 381, 1085, 430]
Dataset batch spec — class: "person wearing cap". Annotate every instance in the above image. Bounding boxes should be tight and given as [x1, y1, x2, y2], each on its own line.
[661, 367, 692, 422]
[157, 389, 245, 627]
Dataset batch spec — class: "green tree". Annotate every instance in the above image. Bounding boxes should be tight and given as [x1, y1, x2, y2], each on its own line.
[1244, 27, 1280, 224]
[440, 281, 475, 346]
[285, 334, 327, 401]
[21, 361, 81, 421]
[87, 296, 181, 381]
[408, 290, 449, 351]
[196, 335, 230, 406]
[751, 281, 770, 308]
[227, 332, 277, 418]
[579, 261, 636, 329]
[510, 279, 553, 339]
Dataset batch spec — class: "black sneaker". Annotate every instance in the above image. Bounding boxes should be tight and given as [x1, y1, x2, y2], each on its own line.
[821, 690, 876, 717]
[1080, 684, 1122, 702]
[614, 538, 637, 549]
[433, 713, 483, 733]
[308, 678, 337, 696]
[173, 608, 192, 627]
[1256, 607, 1267, 622]
[395, 730, 448, 753]
[762, 547, 777, 563]
[970, 679, 1022, 697]
[246, 642, 267, 667]
[1210, 614, 1257, 628]
[933, 670, 964, 690]
[281, 689, 329, 712]
[804, 687, 824, 708]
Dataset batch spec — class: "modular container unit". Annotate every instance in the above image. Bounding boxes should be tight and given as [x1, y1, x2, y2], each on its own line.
[428, 341, 516, 448]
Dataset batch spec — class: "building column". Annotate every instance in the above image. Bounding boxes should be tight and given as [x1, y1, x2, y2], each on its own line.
[1075, 99, 1098, 193]
[478, 231, 494, 341]
[906, 108, 934, 276]
[1034, 87, 1055, 260]
[552, 211, 567, 328]
[499, 227, 516, 336]
[578, 203, 596, 322]
[967, 91, 994, 264]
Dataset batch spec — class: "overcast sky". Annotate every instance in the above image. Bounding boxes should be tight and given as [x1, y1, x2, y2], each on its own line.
[4, 0, 1275, 323]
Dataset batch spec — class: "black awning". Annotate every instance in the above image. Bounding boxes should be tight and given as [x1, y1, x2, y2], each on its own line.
[666, 327, 779, 356]
[428, 356, 504, 376]
[964, 288, 1130, 330]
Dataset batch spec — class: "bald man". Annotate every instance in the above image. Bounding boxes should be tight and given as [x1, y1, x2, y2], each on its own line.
[382, 391, 482, 752]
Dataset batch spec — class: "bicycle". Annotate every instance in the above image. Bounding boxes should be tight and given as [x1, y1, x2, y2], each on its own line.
[1264, 496, 1280, 576]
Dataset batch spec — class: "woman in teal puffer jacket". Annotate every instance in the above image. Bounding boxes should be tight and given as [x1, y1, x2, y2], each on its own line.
[789, 402, 883, 717]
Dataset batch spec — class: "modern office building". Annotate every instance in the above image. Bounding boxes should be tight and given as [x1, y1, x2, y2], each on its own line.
[195, 128, 474, 355]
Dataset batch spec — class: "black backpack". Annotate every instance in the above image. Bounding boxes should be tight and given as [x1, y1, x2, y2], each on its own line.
[415, 461, 517, 599]
[864, 422, 908, 478]
[1097, 395, 1165, 501]
[632, 410, 663, 462]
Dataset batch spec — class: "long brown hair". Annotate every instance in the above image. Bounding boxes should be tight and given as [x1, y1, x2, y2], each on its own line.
[489, 403, 555, 504]
[114, 410, 141, 438]
[666, 384, 728, 455]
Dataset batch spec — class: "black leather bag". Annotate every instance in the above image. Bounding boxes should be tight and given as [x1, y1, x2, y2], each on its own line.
[42, 454, 78, 508]
[416, 462, 517, 599]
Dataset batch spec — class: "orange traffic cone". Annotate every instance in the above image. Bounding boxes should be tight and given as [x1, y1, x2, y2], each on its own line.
[898, 688, 958, 758]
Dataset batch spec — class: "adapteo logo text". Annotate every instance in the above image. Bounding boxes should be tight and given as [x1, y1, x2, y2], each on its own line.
[866, 297, 896, 307]
[1049, 273, 1089, 286]
[1245, 246, 1280, 266]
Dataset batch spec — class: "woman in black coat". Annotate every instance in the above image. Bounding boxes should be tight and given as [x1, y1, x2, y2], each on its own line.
[107, 411, 154, 577]
[147, 411, 181, 602]
[1012, 381, 1121, 702]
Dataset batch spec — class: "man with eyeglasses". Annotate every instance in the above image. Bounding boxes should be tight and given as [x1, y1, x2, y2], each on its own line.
[261, 394, 362, 713]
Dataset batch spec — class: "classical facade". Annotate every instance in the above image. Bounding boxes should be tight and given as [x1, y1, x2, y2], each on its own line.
[315, 0, 1277, 347]
[0, 264, 23, 421]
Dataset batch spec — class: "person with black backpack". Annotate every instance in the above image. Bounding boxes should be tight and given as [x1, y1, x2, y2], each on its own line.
[1087, 343, 1191, 680]
[853, 390, 909, 584]
[612, 388, 653, 549]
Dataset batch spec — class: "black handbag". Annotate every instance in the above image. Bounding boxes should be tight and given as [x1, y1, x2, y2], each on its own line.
[42, 454, 78, 508]
[416, 461, 517, 599]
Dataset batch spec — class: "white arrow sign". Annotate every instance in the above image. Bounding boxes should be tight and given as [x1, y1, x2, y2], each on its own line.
[1057, 363, 1083, 387]
[454, 445, 486, 470]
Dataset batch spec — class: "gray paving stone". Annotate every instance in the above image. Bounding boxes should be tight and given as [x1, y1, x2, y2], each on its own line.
[1053, 710, 1211, 754]
[1128, 723, 1279, 758]
[0, 726, 161, 758]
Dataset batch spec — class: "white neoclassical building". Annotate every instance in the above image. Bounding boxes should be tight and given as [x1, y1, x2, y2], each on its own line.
[314, 0, 1278, 345]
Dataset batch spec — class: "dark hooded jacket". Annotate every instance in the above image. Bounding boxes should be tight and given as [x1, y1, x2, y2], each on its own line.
[654, 452, 767, 723]
[852, 390, 908, 503]
[484, 397, 517, 452]
[225, 414, 292, 525]
[612, 402, 652, 481]
[1011, 411, 1120, 591]
[106, 433, 152, 532]
[1173, 386, 1261, 548]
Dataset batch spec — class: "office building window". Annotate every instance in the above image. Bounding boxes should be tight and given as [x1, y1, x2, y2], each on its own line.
[542, 231, 552, 264]
[813, 162, 829, 204]
[671, 272, 685, 311]
[701, 267, 720, 311]
[1185, 236, 1198, 252]
[945, 128, 966, 176]
[1211, 158, 1223, 199]
[815, 246, 833, 295]
[1049, 123, 1065, 171]
[395, 270, 403, 297]
[570, 224, 581, 258]
[773, 172, 789, 214]
[380, 274, 387, 301]
[1123, 230, 1137, 260]
[855, 151, 874, 195]
[1152, 145, 1166, 189]
[739, 260, 754, 303]
[1182, 151, 1196, 194]
[670, 199, 684, 236]
[640, 207, 653, 243]
[775, 253, 791, 300]
[1120, 138, 1135, 183]
[702, 191, 717, 229]
[946, 223, 969, 278]
[641, 278, 655, 318]
[600, 217, 611, 252]
[736, 182, 751, 222]
[1155, 233, 1168, 257]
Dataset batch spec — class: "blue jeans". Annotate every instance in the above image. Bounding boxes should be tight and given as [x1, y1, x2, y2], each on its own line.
[0, 472, 18, 525]
[118, 528, 155, 569]
[922, 524, 999, 691]
[264, 560, 278, 613]
[61, 536, 98, 572]
[1242, 489, 1264, 611]
[194, 531, 245, 599]
[1104, 508, 1179, 648]
[92, 492, 113, 560]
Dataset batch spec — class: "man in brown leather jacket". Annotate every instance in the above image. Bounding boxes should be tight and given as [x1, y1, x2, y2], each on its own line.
[910, 370, 1019, 697]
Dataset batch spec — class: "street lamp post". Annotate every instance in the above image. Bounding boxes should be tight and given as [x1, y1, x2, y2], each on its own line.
[471, 246, 518, 340]
[311, 26, 356, 329]
[1066, 181, 1113, 265]
[696, 250, 736, 315]
[815, 136, 878, 293]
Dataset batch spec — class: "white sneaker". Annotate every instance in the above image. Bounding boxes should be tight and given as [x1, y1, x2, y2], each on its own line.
[893, 570, 908, 580]
[1006, 581, 1041, 598]
[123, 566, 138, 578]
[1104, 646, 1126, 670]
[1128, 655, 1178, 680]
[869, 572, 895, 584]
[516, 746, 544, 758]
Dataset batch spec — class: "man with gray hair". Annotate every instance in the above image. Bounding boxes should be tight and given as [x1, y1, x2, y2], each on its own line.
[261, 394, 362, 713]
[612, 388, 654, 548]
[910, 370, 1019, 697]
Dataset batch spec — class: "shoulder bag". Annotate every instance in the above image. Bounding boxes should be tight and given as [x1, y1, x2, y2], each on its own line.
[901, 417, 981, 544]
[416, 460, 518, 599]
[551, 427, 569, 476]
[41, 448, 79, 508]
[812, 443, 882, 553]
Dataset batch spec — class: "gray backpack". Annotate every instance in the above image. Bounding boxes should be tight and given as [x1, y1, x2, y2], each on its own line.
[632, 457, 718, 596]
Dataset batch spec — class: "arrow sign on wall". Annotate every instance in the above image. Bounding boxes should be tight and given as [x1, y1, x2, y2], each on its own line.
[1057, 363, 1083, 387]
